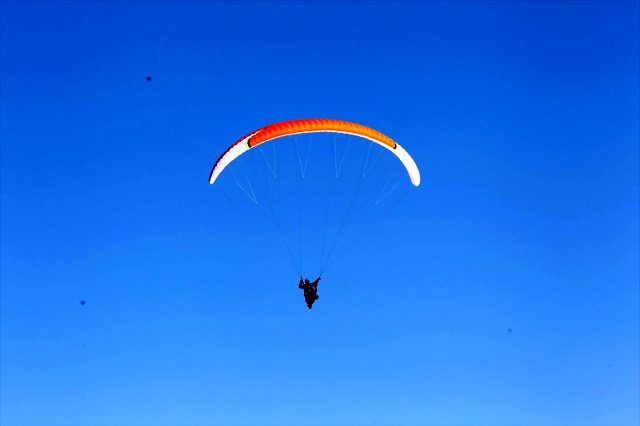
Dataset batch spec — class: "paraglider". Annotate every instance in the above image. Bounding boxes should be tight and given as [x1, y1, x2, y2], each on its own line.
[299, 276, 321, 309]
[208, 118, 421, 308]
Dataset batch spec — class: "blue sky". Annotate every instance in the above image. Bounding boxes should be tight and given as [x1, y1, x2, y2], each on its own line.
[1, 1, 638, 425]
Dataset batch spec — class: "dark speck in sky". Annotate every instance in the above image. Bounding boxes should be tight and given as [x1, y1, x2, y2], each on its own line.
[146, 76, 152, 81]
[80, 300, 86, 305]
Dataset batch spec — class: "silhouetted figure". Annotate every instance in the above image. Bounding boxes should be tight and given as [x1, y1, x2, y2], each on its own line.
[298, 276, 320, 309]
[146, 76, 152, 81]
[80, 300, 86, 305]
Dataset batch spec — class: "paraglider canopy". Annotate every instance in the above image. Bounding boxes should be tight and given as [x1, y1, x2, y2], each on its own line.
[209, 118, 421, 186]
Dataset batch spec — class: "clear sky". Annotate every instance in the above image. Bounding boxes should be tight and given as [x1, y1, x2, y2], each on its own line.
[1, 1, 638, 425]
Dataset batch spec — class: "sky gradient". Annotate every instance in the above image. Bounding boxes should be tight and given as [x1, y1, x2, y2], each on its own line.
[1, 1, 639, 425]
